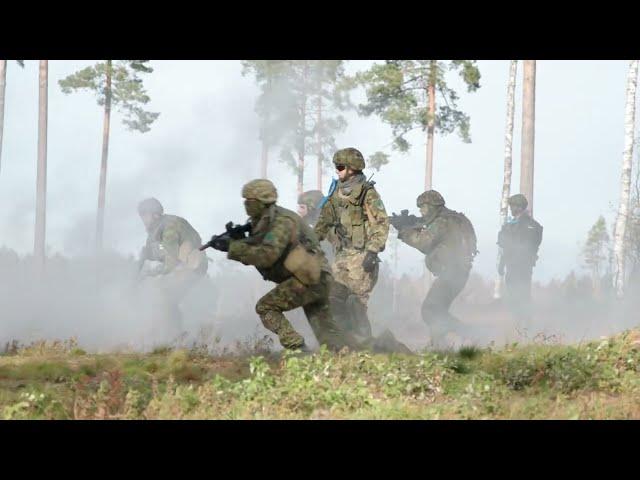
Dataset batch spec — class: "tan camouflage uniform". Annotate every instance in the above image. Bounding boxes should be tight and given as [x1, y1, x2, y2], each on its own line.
[315, 149, 390, 338]
[140, 212, 208, 339]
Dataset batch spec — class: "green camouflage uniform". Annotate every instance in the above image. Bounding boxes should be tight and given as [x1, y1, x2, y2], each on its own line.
[228, 203, 346, 351]
[140, 214, 208, 339]
[298, 190, 336, 263]
[315, 168, 390, 338]
[396, 191, 476, 345]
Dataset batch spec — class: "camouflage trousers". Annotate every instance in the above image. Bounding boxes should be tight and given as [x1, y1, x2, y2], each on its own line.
[255, 271, 347, 351]
[330, 249, 379, 339]
[422, 267, 470, 345]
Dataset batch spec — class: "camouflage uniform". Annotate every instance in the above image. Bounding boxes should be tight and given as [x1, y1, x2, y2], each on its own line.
[395, 191, 477, 345]
[138, 198, 208, 340]
[315, 148, 390, 339]
[228, 180, 347, 351]
[298, 190, 336, 263]
[497, 194, 543, 325]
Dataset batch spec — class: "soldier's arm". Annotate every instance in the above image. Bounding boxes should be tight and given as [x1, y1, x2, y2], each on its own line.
[228, 216, 293, 268]
[398, 218, 444, 254]
[160, 227, 182, 273]
[363, 189, 389, 253]
[314, 201, 332, 242]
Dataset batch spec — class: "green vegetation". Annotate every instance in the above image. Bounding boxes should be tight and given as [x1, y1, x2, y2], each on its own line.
[2, 330, 640, 419]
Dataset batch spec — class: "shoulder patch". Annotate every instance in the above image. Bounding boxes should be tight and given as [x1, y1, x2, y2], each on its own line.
[264, 231, 276, 244]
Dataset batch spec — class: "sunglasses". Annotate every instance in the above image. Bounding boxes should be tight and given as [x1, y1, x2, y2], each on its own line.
[335, 164, 346, 172]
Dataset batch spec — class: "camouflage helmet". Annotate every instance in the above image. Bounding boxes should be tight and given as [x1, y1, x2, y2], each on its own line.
[297, 190, 324, 210]
[137, 197, 164, 215]
[333, 148, 365, 171]
[242, 179, 278, 204]
[416, 190, 445, 208]
[508, 194, 528, 209]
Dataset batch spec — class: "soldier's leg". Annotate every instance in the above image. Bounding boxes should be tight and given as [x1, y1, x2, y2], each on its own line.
[302, 278, 350, 351]
[332, 250, 377, 338]
[421, 276, 460, 346]
[255, 277, 316, 350]
[505, 265, 533, 328]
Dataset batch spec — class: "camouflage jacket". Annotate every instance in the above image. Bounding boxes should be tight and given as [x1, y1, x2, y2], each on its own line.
[314, 176, 389, 254]
[497, 213, 543, 268]
[228, 205, 330, 284]
[142, 214, 206, 275]
[398, 207, 477, 276]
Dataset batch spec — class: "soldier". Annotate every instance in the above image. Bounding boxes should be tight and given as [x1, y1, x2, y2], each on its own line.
[297, 190, 325, 228]
[314, 148, 390, 341]
[497, 194, 543, 326]
[211, 179, 347, 352]
[390, 190, 477, 347]
[137, 197, 208, 340]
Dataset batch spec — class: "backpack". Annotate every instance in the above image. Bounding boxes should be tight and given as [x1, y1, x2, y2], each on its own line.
[448, 210, 478, 262]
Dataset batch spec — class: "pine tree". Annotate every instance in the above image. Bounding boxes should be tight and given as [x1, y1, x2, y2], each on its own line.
[582, 216, 610, 295]
[59, 60, 159, 252]
[243, 61, 353, 193]
[355, 60, 481, 190]
[34, 60, 48, 273]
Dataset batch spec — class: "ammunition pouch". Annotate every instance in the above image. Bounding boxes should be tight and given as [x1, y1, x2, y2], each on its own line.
[284, 244, 322, 286]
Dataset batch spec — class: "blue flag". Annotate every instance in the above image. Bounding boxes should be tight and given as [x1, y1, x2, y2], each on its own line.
[318, 178, 338, 210]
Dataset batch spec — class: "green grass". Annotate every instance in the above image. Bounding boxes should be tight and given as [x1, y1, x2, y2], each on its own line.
[1, 330, 640, 419]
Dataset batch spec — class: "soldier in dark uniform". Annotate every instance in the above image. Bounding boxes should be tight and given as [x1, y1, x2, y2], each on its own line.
[497, 194, 543, 327]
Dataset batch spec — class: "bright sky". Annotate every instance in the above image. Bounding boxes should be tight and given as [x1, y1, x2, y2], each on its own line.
[0, 60, 635, 282]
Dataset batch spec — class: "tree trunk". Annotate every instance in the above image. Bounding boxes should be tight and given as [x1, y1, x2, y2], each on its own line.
[316, 94, 323, 190]
[260, 69, 272, 178]
[297, 62, 308, 196]
[260, 139, 268, 178]
[494, 60, 518, 299]
[424, 60, 436, 191]
[34, 60, 48, 272]
[613, 60, 639, 298]
[520, 60, 536, 215]
[96, 60, 112, 253]
[0, 60, 6, 176]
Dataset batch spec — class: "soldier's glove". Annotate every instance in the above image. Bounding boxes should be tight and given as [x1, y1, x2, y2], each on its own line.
[210, 236, 231, 252]
[362, 251, 379, 273]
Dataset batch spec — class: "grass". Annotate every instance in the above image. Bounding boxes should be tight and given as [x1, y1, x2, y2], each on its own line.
[1, 329, 640, 419]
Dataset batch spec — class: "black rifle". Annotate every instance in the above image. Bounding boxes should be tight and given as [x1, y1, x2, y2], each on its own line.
[389, 209, 423, 231]
[200, 221, 252, 252]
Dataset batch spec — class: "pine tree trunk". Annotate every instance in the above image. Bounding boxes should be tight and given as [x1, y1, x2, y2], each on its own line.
[34, 60, 48, 272]
[520, 60, 536, 215]
[0, 60, 6, 176]
[260, 138, 268, 178]
[297, 62, 308, 196]
[96, 60, 112, 253]
[494, 60, 518, 299]
[316, 95, 323, 190]
[613, 60, 639, 298]
[425, 60, 436, 191]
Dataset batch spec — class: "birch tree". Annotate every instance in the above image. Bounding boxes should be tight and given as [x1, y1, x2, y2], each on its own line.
[494, 60, 518, 299]
[613, 60, 639, 297]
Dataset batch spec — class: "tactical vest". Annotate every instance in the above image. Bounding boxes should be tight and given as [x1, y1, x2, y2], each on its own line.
[252, 205, 328, 285]
[328, 180, 375, 251]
